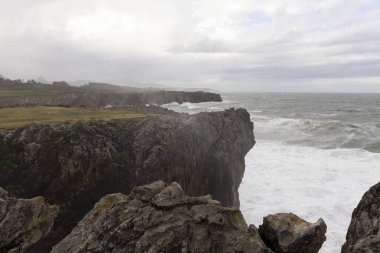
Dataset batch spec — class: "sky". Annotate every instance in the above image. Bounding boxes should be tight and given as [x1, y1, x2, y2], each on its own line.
[0, 0, 379, 92]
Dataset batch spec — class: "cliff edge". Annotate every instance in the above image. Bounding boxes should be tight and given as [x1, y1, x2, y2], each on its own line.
[0, 108, 254, 251]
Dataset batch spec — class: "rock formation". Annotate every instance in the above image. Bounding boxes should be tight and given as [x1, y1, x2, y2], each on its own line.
[342, 182, 380, 253]
[258, 213, 327, 253]
[51, 181, 273, 253]
[0, 79, 222, 107]
[0, 187, 58, 252]
[0, 108, 254, 251]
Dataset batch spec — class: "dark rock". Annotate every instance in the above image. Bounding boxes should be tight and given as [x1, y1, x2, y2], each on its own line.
[0, 108, 255, 252]
[342, 182, 380, 253]
[258, 213, 327, 253]
[51, 181, 272, 253]
[0, 187, 58, 252]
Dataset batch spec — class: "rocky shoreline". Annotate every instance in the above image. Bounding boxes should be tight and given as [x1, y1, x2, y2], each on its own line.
[0, 101, 379, 252]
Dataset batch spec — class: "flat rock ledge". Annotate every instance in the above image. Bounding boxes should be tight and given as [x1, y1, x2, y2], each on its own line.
[51, 180, 273, 253]
[258, 213, 327, 253]
[0, 187, 58, 253]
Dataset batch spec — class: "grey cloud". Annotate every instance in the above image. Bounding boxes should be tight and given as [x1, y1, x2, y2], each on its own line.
[224, 60, 380, 80]
[0, 0, 379, 92]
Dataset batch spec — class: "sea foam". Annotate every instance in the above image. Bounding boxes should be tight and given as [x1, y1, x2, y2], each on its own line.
[240, 141, 380, 253]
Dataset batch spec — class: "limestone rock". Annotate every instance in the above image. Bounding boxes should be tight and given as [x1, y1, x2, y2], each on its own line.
[0, 108, 255, 252]
[342, 182, 380, 253]
[52, 181, 272, 253]
[0, 187, 58, 253]
[258, 213, 326, 253]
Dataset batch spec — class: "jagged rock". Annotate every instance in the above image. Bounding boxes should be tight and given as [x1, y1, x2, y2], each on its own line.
[52, 181, 272, 253]
[258, 213, 326, 253]
[342, 182, 380, 253]
[0, 187, 58, 253]
[0, 108, 255, 252]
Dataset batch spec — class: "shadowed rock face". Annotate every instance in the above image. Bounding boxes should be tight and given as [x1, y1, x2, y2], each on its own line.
[342, 182, 380, 253]
[258, 213, 327, 253]
[0, 187, 58, 252]
[0, 108, 255, 252]
[51, 181, 273, 253]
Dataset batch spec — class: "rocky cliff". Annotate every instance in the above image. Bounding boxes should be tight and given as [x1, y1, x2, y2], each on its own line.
[0, 91, 222, 107]
[0, 78, 222, 107]
[342, 181, 380, 253]
[0, 108, 254, 252]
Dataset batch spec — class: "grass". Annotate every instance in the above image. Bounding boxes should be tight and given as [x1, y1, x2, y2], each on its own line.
[0, 89, 38, 97]
[0, 106, 146, 129]
[0, 88, 80, 97]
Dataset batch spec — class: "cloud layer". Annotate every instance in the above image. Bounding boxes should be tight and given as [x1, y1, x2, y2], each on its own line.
[0, 0, 379, 92]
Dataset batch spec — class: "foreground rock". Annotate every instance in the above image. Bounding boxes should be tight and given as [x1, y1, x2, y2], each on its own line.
[0, 108, 254, 252]
[52, 181, 272, 253]
[258, 213, 327, 253]
[342, 182, 380, 253]
[0, 187, 58, 252]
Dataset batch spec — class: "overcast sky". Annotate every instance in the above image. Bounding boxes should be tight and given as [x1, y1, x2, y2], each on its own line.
[0, 0, 379, 92]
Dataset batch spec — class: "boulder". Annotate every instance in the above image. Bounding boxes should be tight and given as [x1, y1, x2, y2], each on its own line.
[258, 213, 326, 253]
[342, 182, 380, 253]
[52, 181, 272, 253]
[0, 187, 58, 253]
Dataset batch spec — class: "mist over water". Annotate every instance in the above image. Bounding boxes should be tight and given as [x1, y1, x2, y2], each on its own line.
[163, 93, 380, 253]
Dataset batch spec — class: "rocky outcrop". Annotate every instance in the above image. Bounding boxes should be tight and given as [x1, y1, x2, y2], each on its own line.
[0, 187, 58, 252]
[258, 213, 327, 253]
[52, 181, 272, 253]
[342, 182, 380, 253]
[0, 108, 254, 252]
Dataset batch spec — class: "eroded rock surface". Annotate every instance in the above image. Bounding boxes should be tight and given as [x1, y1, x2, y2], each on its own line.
[0, 187, 58, 253]
[342, 182, 380, 253]
[258, 213, 326, 253]
[52, 181, 272, 253]
[0, 108, 254, 251]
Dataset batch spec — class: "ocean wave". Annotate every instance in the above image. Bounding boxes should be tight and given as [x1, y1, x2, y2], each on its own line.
[161, 96, 380, 153]
[253, 116, 380, 153]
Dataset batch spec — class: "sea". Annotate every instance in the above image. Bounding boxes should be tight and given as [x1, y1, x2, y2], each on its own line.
[162, 93, 380, 253]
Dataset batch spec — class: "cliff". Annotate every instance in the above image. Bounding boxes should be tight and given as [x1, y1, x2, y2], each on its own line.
[342, 181, 380, 252]
[0, 108, 254, 252]
[0, 79, 222, 107]
[0, 90, 222, 107]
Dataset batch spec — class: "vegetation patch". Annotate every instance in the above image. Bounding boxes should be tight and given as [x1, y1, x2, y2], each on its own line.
[0, 106, 146, 129]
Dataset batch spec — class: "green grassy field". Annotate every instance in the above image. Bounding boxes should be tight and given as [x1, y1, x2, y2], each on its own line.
[0, 106, 145, 129]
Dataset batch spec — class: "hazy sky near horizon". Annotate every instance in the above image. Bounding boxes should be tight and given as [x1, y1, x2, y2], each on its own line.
[0, 0, 380, 92]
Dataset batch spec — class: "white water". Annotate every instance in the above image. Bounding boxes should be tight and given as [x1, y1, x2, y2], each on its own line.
[240, 141, 380, 253]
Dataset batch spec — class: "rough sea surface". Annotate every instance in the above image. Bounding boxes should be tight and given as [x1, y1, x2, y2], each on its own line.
[163, 93, 380, 253]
